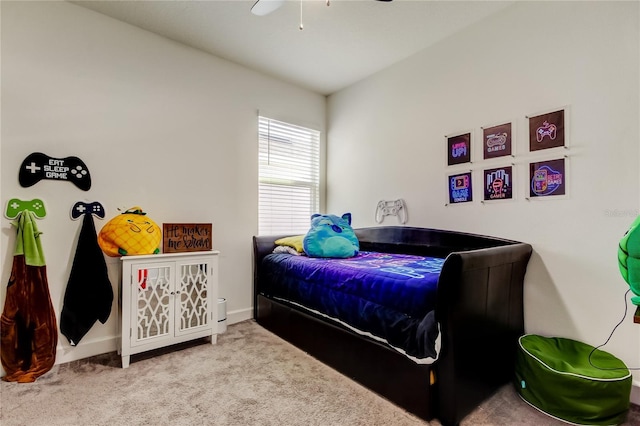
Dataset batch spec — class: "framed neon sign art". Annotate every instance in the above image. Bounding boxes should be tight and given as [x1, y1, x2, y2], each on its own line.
[484, 166, 513, 201]
[447, 132, 471, 166]
[448, 172, 473, 204]
[482, 123, 512, 160]
[528, 108, 566, 152]
[529, 158, 566, 198]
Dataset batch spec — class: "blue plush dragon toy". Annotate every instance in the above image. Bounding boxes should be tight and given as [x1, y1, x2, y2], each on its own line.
[303, 213, 359, 258]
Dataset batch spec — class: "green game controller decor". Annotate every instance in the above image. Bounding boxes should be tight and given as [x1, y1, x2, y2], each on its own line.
[5, 198, 47, 219]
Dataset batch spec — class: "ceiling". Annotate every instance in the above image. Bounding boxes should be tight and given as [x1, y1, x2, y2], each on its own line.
[72, 0, 515, 95]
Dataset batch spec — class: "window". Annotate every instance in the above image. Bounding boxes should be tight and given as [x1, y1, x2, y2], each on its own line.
[258, 116, 320, 235]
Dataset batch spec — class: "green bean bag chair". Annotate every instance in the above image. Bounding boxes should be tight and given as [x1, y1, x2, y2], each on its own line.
[515, 334, 631, 425]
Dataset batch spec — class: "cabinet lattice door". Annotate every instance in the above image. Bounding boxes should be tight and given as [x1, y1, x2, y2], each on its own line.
[120, 251, 219, 368]
[132, 264, 173, 345]
[177, 262, 210, 334]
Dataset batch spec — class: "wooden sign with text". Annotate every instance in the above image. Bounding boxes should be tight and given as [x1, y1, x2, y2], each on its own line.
[163, 223, 212, 253]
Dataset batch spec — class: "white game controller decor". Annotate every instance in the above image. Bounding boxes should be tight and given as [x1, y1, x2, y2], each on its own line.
[375, 199, 407, 224]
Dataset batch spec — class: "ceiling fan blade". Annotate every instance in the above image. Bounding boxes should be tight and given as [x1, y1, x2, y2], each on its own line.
[251, 0, 285, 16]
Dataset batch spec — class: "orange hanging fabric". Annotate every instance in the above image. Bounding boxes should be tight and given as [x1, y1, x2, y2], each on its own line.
[1, 210, 57, 382]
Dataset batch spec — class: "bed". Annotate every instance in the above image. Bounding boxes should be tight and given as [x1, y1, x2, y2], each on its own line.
[253, 226, 533, 426]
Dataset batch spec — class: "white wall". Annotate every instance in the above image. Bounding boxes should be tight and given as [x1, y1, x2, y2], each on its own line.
[328, 0, 640, 395]
[0, 1, 325, 365]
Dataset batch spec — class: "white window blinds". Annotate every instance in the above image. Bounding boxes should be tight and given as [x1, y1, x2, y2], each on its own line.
[258, 116, 320, 236]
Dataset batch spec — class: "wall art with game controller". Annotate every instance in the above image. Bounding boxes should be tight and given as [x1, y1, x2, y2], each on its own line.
[5, 198, 48, 220]
[442, 105, 571, 205]
[375, 199, 408, 224]
[5, 153, 94, 219]
[5, 199, 106, 221]
[19, 152, 92, 191]
[61, 200, 113, 347]
[524, 106, 571, 201]
[527, 107, 568, 153]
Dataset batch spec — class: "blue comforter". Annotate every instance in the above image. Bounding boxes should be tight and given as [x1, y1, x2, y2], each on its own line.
[260, 251, 445, 363]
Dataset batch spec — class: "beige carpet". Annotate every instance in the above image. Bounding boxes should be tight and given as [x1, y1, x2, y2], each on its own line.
[1, 320, 638, 426]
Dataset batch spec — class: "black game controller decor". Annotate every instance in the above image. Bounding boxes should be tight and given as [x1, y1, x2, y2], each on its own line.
[375, 199, 407, 224]
[19, 152, 91, 191]
[71, 201, 105, 220]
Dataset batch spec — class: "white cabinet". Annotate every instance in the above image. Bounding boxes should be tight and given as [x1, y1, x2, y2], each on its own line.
[119, 251, 219, 368]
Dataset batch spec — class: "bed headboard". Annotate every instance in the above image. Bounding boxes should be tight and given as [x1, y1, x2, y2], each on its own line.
[253, 226, 522, 266]
[354, 226, 519, 257]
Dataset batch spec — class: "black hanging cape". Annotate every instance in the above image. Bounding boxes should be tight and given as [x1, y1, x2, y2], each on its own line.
[60, 214, 113, 346]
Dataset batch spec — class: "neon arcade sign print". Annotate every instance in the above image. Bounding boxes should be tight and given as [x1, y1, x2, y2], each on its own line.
[484, 166, 513, 201]
[529, 158, 566, 197]
[448, 172, 473, 204]
[528, 109, 565, 152]
[447, 133, 471, 166]
[483, 123, 512, 160]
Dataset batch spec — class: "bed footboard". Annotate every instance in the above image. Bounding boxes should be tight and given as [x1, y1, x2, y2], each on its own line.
[434, 243, 532, 425]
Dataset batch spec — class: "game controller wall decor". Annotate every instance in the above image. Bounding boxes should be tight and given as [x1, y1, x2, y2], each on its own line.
[5, 198, 47, 220]
[443, 107, 569, 204]
[19, 152, 91, 191]
[375, 199, 408, 224]
[482, 122, 513, 160]
[71, 201, 105, 220]
[527, 108, 566, 152]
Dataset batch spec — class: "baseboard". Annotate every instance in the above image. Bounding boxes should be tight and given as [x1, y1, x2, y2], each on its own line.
[56, 336, 118, 365]
[632, 381, 640, 406]
[227, 307, 253, 325]
[51, 307, 253, 364]
[27, 307, 252, 368]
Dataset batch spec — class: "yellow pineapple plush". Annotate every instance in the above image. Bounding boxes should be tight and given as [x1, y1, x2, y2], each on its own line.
[98, 207, 162, 257]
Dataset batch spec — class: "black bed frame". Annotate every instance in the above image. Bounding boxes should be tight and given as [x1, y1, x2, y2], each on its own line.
[253, 226, 532, 426]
